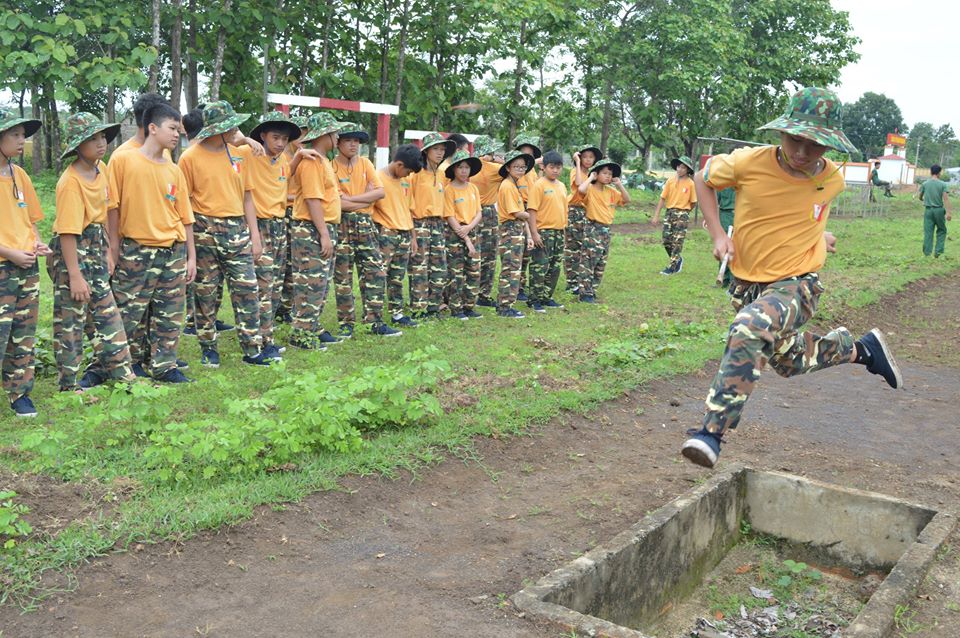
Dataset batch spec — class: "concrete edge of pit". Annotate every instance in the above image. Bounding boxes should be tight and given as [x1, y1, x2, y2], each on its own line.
[843, 508, 957, 638]
[510, 464, 746, 638]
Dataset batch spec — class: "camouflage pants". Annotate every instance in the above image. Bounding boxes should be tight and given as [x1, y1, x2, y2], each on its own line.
[409, 217, 447, 314]
[578, 221, 611, 297]
[110, 239, 186, 377]
[529, 228, 565, 303]
[518, 242, 531, 296]
[703, 274, 854, 436]
[376, 224, 412, 317]
[334, 211, 386, 326]
[193, 214, 262, 357]
[497, 220, 526, 309]
[255, 217, 287, 346]
[0, 261, 38, 402]
[290, 220, 337, 337]
[279, 208, 295, 316]
[564, 205, 587, 291]
[477, 205, 499, 300]
[445, 227, 480, 314]
[662, 207, 690, 270]
[48, 225, 132, 390]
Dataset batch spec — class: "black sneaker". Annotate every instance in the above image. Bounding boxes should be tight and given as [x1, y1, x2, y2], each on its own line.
[318, 329, 343, 344]
[579, 294, 597, 304]
[858, 328, 903, 389]
[543, 299, 564, 309]
[182, 324, 197, 336]
[497, 307, 525, 319]
[371, 322, 402, 337]
[451, 312, 468, 321]
[337, 324, 354, 340]
[79, 368, 109, 390]
[10, 395, 37, 418]
[392, 314, 419, 328]
[464, 310, 483, 319]
[527, 301, 546, 314]
[176, 359, 189, 370]
[660, 264, 676, 276]
[131, 362, 149, 378]
[215, 320, 235, 332]
[680, 429, 722, 469]
[242, 352, 274, 366]
[201, 349, 221, 368]
[154, 367, 194, 383]
[675, 256, 684, 273]
[517, 291, 528, 302]
[476, 297, 495, 308]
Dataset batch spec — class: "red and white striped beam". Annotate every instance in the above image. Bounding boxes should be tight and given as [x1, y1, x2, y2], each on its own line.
[268, 93, 399, 168]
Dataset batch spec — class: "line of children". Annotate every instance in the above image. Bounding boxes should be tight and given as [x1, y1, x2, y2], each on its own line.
[651, 155, 697, 275]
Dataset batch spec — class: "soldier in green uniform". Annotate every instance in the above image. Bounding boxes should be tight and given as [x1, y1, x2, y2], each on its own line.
[918, 165, 952, 257]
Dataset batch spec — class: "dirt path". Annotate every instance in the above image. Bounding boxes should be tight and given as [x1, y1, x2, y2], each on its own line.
[2, 275, 959, 638]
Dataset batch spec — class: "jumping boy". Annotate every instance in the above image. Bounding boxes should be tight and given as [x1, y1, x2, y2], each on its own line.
[680, 87, 903, 469]
[918, 164, 951, 257]
[372, 144, 422, 328]
[0, 108, 50, 416]
[496, 150, 535, 318]
[49, 112, 136, 392]
[332, 122, 399, 337]
[526, 150, 568, 312]
[651, 155, 697, 275]
[567, 144, 602, 293]
[443, 150, 483, 320]
[470, 135, 503, 307]
[577, 159, 629, 303]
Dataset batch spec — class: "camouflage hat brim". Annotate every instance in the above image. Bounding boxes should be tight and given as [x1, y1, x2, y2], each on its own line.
[301, 123, 342, 144]
[670, 156, 695, 172]
[60, 122, 121, 160]
[577, 145, 603, 161]
[515, 142, 542, 158]
[197, 112, 251, 141]
[422, 138, 456, 158]
[338, 131, 370, 143]
[249, 119, 302, 143]
[758, 116, 858, 155]
[590, 160, 622, 178]
[444, 155, 482, 180]
[0, 117, 42, 139]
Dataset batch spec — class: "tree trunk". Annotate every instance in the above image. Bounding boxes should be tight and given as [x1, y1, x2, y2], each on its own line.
[261, 0, 284, 113]
[599, 76, 613, 154]
[210, 0, 233, 101]
[186, 0, 199, 109]
[31, 86, 42, 174]
[170, 0, 183, 110]
[389, 0, 410, 151]
[315, 3, 333, 97]
[44, 82, 62, 172]
[508, 20, 527, 145]
[147, 0, 161, 92]
[106, 45, 118, 147]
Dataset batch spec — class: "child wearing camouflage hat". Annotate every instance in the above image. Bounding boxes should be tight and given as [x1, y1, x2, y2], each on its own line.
[651, 155, 698, 275]
[526, 150, 569, 312]
[443, 150, 483, 319]
[178, 100, 272, 367]
[496, 150, 536, 318]
[513, 132, 542, 302]
[576, 159, 630, 303]
[470, 135, 503, 307]
[48, 112, 137, 392]
[0, 108, 51, 416]
[276, 115, 311, 325]
[681, 87, 904, 469]
[566, 144, 602, 293]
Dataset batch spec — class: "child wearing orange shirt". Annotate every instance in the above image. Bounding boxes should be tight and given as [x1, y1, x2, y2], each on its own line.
[443, 151, 483, 320]
[566, 144, 602, 292]
[526, 151, 569, 312]
[651, 156, 698, 275]
[469, 135, 503, 307]
[496, 150, 535, 318]
[576, 159, 629, 303]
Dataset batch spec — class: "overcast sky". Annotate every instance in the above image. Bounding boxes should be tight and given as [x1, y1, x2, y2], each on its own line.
[832, 0, 957, 132]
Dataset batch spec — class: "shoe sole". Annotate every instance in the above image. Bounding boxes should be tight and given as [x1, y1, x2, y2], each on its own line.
[680, 439, 718, 468]
[14, 413, 38, 418]
[201, 361, 220, 369]
[375, 332, 404, 337]
[868, 328, 903, 389]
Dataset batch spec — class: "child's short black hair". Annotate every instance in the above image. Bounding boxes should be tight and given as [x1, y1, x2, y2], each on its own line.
[143, 104, 182, 138]
[182, 105, 205, 140]
[133, 93, 170, 128]
[393, 144, 423, 172]
[874, 161, 881, 167]
[931, 164, 942, 175]
[542, 150, 563, 167]
[258, 122, 294, 140]
[446, 133, 469, 150]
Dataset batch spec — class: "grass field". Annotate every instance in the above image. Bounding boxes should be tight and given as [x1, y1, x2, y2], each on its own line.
[0, 172, 955, 608]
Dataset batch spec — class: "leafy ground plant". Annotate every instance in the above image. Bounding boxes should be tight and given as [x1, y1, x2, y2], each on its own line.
[0, 492, 33, 550]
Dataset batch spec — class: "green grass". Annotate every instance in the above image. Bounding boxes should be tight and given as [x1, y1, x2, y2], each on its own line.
[0, 176, 955, 608]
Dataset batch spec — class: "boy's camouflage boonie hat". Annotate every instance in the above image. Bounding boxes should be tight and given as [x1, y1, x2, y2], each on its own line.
[291, 115, 309, 129]
[60, 112, 121, 160]
[758, 87, 858, 155]
[498, 150, 535, 178]
[421, 132, 455, 158]
[197, 100, 250, 140]
[0, 107, 41, 139]
[248, 112, 302, 143]
[589, 158, 622, 178]
[514, 132, 542, 158]
[443, 150, 482, 180]
[472, 135, 499, 158]
[670, 156, 695, 173]
[300, 112, 341, 143]
[337, 121, 370, 143]
[576, 144, 603, 162]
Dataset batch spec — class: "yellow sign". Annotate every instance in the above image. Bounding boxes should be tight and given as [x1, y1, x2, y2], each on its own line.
[886, 133, 907, 147]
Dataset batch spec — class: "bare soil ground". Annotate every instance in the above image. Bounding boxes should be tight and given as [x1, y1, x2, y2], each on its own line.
[2, 274, 958, 638]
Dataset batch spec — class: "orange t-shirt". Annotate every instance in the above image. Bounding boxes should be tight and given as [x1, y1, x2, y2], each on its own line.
[373, 168, 414, 230]
[471, 160, 503, 206]
[517, 170, 537, 203]
[444, 181, 481, 225]
[568, 167, 590, 207]
[111, 137, 172, 161]
[660, 175, 698, 210]
[410, 169, 445, 219]
[583, 184, 624, 225]
[0, 164, 43, 261]
[54, 162, 110, 234]
[497, 179, 526, 223]
[107, 151, 194, 247]
[178, 142, 250, 218]
[527, 177, 568, 230]
[333, 156, 382, 214]
[293, 156, 341, 224]
[703, 145, 844, 283]
[237, 147, 289, 219]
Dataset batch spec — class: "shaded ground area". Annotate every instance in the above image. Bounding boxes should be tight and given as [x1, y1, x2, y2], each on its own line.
[2, 275, 958, 638]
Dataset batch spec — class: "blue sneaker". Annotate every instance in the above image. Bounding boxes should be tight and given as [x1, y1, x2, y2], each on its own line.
[201, 349, 221, 368]
[182, 324, 197, 336]
[681, 429, 722, 468]
[675, 256, 684, 273]
[858, 328, 903, 389]
[527, 301, 546, 314]
[371, 322, 402, 337]
[337, 324, 354, 340]
[476, 297, 495, 308]
[543, 299, 564, 309]
[154, 367, 194, 383]
[392, 314, 419, 328]
[660, 264, 676, 275]
[497, 307, 525, 319]
[318, 329, 343, 344]
[176, 359, 189, 370]
[464, 310, 483, 319]
[10, 395, 37, 418]
[274, 309, 292, 324]
[579, 294, 597, 304]
[451, 312, 468, 321]
[242, 351, 274, 366]
[261, 344, 284, 361]
[517, 291, 528, 302]
[215, 320, 235, 332]
[79, 368, 109, 390]
[131, 362, 149, 378]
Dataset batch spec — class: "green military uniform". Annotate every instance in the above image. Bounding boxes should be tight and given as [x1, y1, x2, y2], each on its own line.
[870, 167, 893, 200]
[717, 187, 736, 287]
[918, 177, 950, 257]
